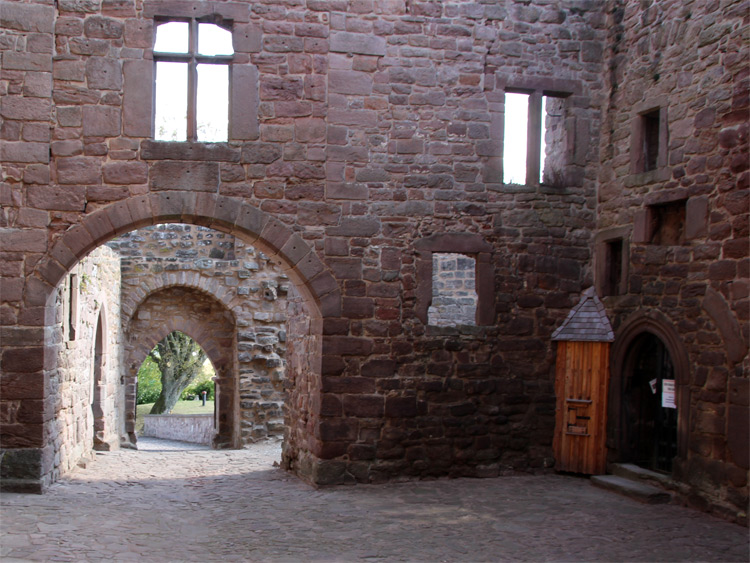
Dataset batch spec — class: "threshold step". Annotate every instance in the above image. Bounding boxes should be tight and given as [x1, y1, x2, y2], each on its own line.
[611, 463, 674, 487]
[591, 474, 672, 504]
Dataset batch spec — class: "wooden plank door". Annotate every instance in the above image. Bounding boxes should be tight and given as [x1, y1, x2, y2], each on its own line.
[553, 341, 611, 474]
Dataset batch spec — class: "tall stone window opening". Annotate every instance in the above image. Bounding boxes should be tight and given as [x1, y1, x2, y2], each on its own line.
[603, 239, 623, 296]
[631, 104, 667, 175]
[153, 19, 234, 142]
[503, 91, 567, 186]
[595, 228, 630, 298]
[427, 253, 478, 327]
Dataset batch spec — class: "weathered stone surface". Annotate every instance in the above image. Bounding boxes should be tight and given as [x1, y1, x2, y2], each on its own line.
[82, 105, 121, 137]
[149, 162, 219, 191]
[122, 60, 152, 137]
[141, 141, 239, 162]
[1, 3, 55, 33]
[1, 142, 49, 164]
[0, 229, 48, 252]
[57, 157, 101, 184]
[85, 57, 122, 90]
[102, 161, 147, 184]
[2, 52, 51, 72]
[84, 16, 123, 38]
[328, 70, 373, 95]
[1, 97, 51, 121]
[330, 31, 386, 56]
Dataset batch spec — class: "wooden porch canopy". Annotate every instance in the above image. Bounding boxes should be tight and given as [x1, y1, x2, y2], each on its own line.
[551, 287, 614, 475]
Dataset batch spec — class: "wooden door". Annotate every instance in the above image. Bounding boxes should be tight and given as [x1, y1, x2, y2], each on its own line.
[553, 341, 610, 474]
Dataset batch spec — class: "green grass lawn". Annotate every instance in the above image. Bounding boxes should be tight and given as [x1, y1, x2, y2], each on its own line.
[135, 400, 215, 434]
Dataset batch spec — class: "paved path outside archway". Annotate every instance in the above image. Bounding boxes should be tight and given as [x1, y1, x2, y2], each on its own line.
[1, 445, 746, 562]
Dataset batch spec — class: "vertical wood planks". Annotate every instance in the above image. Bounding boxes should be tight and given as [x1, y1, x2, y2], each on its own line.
[554, 341, 611, 474]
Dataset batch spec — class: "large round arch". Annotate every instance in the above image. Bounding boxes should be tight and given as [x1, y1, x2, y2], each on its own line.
[6, 193, 334, 492]
[608, 310, 691, 472]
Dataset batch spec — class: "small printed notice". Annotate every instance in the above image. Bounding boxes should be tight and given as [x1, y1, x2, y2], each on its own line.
[662, 379, 676, 409]
[649, 378, 657, 394]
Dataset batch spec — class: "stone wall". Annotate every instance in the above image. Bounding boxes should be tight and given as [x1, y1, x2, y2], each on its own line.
[108, 224, 288, 446]
[54, 245, 122, 479]
[0, 0, 627, 495]
[143, 414, 214, 445]
[597, 0, 748, 522]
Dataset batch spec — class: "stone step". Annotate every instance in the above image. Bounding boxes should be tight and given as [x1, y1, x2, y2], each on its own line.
[611, 463, 674, 488]
[591, 474, 672, 504]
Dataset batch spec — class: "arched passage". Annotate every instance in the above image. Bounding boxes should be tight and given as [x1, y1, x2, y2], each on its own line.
[4, 194, 331, 492]
[608, 310, 691, 474]
[126, 286, 237, 448]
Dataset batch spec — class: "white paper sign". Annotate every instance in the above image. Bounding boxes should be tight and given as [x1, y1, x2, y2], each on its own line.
[662, 379, 676, 409]
[649, 378, 657, 394]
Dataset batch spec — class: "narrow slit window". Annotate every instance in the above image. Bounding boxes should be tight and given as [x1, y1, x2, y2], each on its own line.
[428, 253, 477, 327]
[68, 274, 79, 341]
[153, 20, 233, 142]
[603, 239, 623, 297]
[642, 109, 661, 172]
[541, 95, 567, 186]
[503, 92, 529, 185]
[539, 95, 547, 184]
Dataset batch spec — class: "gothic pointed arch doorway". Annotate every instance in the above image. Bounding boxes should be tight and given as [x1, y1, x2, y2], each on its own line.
[609, 311, 690, 476]
[620, 332, 678, 472]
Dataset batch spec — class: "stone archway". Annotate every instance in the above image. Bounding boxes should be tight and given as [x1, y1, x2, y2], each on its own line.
[126, 286, 237, 448]
[608, 310, 691, 472]
[4, 194, 332, 492]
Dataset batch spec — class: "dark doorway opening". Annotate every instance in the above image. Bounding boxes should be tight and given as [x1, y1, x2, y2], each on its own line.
[621, 333, 678, 473]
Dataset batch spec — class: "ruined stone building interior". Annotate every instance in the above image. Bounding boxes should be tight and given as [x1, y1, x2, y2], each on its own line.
[0, 0, 747, 526]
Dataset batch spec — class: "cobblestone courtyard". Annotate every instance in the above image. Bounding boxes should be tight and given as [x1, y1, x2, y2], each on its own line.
[1, 439, 747, 562]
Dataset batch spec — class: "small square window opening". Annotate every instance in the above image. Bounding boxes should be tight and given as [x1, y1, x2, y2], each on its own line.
[427, 253, 478, 327]
[649, 200, 686, 246]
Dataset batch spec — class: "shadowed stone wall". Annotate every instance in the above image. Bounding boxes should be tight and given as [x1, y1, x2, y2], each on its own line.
[0, 0, 606, 489]
[54, 246, 122, 481]
[597, 1, 748, 521]
[0, 0, 744, 522]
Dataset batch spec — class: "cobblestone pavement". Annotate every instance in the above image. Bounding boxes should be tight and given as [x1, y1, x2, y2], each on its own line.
[1, 439, 747, 562]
